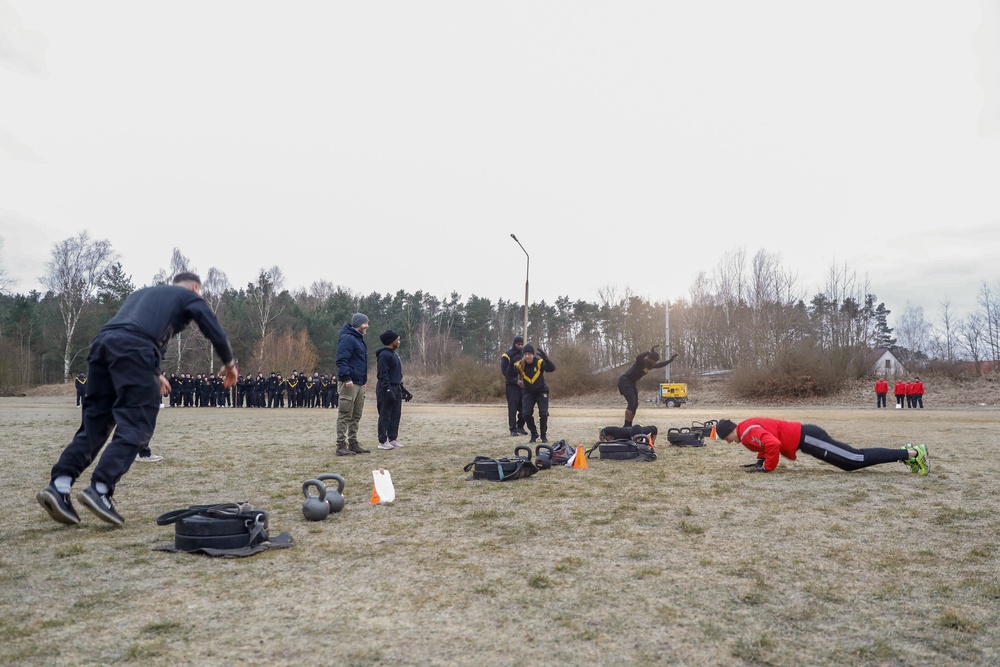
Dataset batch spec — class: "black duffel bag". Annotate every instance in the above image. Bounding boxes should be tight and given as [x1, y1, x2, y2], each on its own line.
[464, 445, 538, 481]
[586, 437, 657, 461]
[154, 503, 290, 557]
[666, 427, 705, 447]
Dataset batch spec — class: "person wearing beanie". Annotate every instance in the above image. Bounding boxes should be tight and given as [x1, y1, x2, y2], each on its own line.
[499, 335, 528, 436]
[716, 416, 929, 475]
[375, 330, 412, 450]
[618, 345, 679, 427]
[335, 313, 371, 456]
[505, 344, 556, 443]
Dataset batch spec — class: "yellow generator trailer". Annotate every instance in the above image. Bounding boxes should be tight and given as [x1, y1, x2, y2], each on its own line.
[656, 383, 688, 408]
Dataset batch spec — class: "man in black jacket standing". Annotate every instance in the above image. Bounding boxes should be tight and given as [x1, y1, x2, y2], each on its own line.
[618, 346, 678, 427]
[499, 336, 528, 436]
[506, 344, 555, 444]
[37, 272, 237, 527]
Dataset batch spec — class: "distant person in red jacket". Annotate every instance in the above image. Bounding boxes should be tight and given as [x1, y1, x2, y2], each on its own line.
[913, 377, 924, 408]
[715, 417, 929, 475]
[893, 380, 906, 408]
[905, 380, 915, 408]
[874, 378, 888, 408]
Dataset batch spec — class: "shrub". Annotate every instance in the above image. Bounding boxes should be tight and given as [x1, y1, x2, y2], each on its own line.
[732, 347, 846, 399]
[546, 343, 616, 397]
[439, 357, 504, 403]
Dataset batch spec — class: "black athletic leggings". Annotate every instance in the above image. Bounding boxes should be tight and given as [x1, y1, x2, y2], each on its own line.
[797, 424, 909, 471]
[618, 376, 639, 412]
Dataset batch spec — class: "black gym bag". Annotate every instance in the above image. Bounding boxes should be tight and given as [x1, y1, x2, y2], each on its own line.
[464, 445, 539, 481]
[586, 436, 657, 461]
[153, 503, 295, 557]
[666, 427, 705, 447]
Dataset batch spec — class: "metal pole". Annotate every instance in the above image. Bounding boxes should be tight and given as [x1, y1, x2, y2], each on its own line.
[511, 234, 529, 341]
[664, 299, 671, 382]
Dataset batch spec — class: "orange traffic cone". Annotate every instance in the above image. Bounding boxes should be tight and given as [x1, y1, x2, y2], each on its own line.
[709, 425, 717, 440]
[370, 485, 381, 505]
[572, 445, 589, 469]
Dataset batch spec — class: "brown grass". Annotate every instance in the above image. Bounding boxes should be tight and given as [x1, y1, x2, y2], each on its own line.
[3, 396, 1000, 666]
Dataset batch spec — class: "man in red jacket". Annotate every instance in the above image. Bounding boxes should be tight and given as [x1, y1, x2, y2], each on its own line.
[874, 377, 888, 408]
[715, 417, 929, 475]
[893, 379, 906, 409]
[913, 377, 925, 408]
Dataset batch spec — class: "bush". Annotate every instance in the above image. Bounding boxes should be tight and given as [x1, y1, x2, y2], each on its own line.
[546, 343, 616, 397]
[731, 348, 845, 399]
[439, 357, 505, 403]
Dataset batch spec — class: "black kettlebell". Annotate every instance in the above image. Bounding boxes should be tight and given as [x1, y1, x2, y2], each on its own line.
[317, 473, 346, 513]
[535, 444, 554, 470]
[302, 479, 330, 521]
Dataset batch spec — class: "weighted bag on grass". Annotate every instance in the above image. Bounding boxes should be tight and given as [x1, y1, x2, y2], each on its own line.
[586, 438, 657, 461]
[464, 445, 538, 481]
[666, 427, 705, 447]
[157, 503, 270, 552]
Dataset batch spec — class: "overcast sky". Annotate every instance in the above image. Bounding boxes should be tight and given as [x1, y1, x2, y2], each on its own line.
[2, 1, 999, 324]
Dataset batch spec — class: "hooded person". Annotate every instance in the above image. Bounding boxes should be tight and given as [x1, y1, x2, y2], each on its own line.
[375, 330, 411, 450]
[618, 345, 679, 427]
[335, 313, 370, 456]
[499, 335, 528, 436]
[717, 416, 929, 475]
[505, 344, 556, 443]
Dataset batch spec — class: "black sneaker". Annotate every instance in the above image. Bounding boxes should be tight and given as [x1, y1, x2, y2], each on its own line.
[540, 436, 548, 443]
[517, 428, 529, 436]
[36, 484, 80, 525]
[509, 430, 520, 437]
[77, 486, 124, 526]
[529, 436, 538, 444]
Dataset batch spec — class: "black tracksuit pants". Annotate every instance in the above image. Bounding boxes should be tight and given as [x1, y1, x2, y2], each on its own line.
[50, 330, 161, 495]
[797, 424, 909, 471]
[376, 388, 402, 443]
[506, 383, 524, 432]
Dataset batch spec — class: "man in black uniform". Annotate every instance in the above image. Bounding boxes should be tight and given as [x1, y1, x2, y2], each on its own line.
[74, 372, 88, 406]
[506, 344, 555, 444]
[500, 336, 528, 436]
[37, 272, 237, 527]
[618, 346, 678, 427]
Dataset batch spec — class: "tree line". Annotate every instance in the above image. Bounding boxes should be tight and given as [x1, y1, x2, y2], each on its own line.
[1, 233, 997, 394]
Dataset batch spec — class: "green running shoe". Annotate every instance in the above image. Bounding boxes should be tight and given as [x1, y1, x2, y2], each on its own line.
[913, 444, 929, 476]
[900, 444, 919, 473]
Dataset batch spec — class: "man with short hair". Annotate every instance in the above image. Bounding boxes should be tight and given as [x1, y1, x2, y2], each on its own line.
[618, 346, 678, 427]
[376, 330, 412, 450]
[336, 313, 371, 456]
[37, 272, 237, 527]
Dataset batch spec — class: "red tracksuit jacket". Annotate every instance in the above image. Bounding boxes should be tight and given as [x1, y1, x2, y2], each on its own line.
[734, 418, 803, 472]
[875, 380, 888, 394]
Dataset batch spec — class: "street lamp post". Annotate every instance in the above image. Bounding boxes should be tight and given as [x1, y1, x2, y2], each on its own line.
[510, 234, 529, 342]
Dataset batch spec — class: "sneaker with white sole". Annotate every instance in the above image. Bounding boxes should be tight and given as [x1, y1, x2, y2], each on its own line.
[390, 440, 404, 449]
[37, 484, 81, 525]
[135, 454, 164, 462]
[377, 442, 394, 450]
[77, 486, 124, 526]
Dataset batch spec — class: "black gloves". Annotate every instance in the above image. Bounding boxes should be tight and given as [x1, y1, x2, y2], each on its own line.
[741, 460, 766, 471]
[745, 466, 770, 473]
[401, 387, 413, 402]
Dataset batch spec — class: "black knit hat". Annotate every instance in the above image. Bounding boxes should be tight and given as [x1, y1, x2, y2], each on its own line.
[522, 344, 535, 355]
[715, 419, 737, 439]
[380, 330, 400, 346]
[513, 336, 524, 345]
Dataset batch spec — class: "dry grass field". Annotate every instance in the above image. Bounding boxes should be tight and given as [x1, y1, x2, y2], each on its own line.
[3, 395, 999, 666]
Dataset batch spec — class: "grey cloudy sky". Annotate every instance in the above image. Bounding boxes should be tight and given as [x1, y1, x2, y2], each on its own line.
[2, 1, 999, 322]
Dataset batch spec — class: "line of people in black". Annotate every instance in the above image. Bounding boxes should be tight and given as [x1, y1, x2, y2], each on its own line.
[162, 370, 339, 409]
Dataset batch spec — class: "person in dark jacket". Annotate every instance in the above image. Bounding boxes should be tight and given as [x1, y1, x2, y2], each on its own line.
[375, 330, 412, 450]
[336, 313, 370, 456]
[506, 344, 555, 443]
[715, 417, 928, 475]
[74, 372, 87, 406]
[500, 336, 528, 436]
[37, 272, 237, 527]
[618, 346, 678, 427]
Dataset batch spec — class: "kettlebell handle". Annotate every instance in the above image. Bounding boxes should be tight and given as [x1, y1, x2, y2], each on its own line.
[302, 479, 327, 499]
[316, 473, 345, 495]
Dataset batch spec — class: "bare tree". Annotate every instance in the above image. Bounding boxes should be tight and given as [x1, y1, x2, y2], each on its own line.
[153, 248, 196, 370]
[246, 266, 285, 364]
[895, 304, 931, 360]
[201, 267, 231, 371]
[959, 312, 987, 374]
[41, 232, 117, 381]
[932, 300, 959, 362]
[978, 282, 1000, 364]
